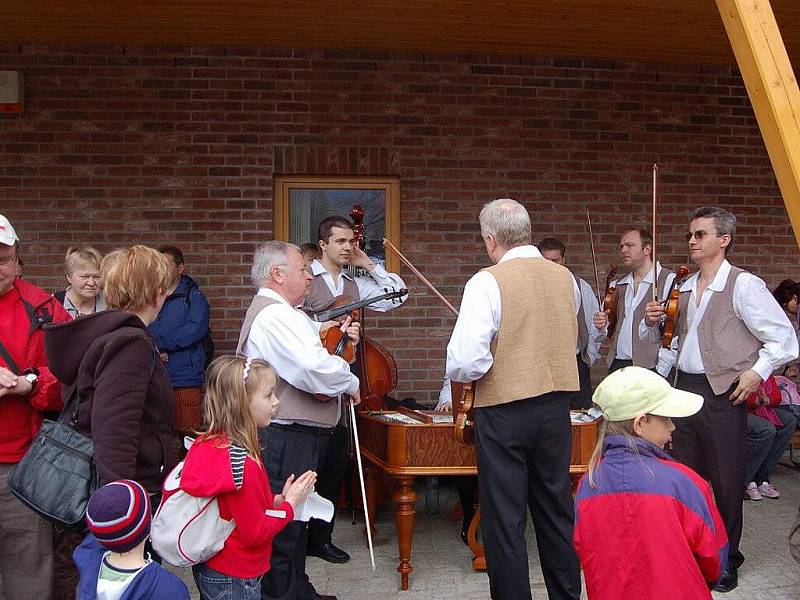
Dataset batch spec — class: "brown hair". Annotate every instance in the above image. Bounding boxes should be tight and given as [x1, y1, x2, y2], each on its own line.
[586, 418, 639, 488]
[101, 245, 171, 312]
[65, 244, 103, 277]
[300, 243, 321, 260]
[198, 356, 276, 461]
[622, 228, 653, 257]
[317, 216, 353, 245]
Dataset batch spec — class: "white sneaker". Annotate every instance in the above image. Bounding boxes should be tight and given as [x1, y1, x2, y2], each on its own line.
[744, 482, 762, 501]
[757, 481, 780, 499]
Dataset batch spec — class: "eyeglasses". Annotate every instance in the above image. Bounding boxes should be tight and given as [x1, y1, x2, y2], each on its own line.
[685, 230, 712, 242]
[0, 253, 17, 267]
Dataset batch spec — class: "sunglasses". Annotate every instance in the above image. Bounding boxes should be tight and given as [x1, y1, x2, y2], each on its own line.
[684, 230, 717, 242]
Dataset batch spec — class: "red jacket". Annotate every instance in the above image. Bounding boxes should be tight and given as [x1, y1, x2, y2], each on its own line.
[180, 435, 293, 578]
[0, 279, 71, 462]
[575, 436, 728, 600]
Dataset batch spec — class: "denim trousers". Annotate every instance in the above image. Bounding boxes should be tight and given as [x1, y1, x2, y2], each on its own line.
[193, 563, 262, 600]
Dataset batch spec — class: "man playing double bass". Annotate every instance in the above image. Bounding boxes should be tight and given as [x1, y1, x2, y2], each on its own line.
[643, 206, 798, 592]
[594, 228, 675, 373]
[303, 215, 407, 564]
[446, 198, 582, 600]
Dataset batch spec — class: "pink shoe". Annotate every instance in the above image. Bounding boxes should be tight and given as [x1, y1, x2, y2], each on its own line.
[757, 481, 780, 499]
[744, 482, 762, 501]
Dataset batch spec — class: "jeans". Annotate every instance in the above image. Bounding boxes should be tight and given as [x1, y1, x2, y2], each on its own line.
[193, 563, 262, 600]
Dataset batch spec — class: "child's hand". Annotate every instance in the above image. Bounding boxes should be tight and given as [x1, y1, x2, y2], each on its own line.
[284, 470, 317, 509]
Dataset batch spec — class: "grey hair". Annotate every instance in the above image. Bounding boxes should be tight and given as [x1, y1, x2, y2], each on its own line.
[250, 241, 300, 287]
[691, 206, 736, 253]
[479, 198, 531, 248]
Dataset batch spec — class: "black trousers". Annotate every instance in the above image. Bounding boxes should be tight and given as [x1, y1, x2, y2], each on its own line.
[306, 423, 349, 548]
[608, 358, 633, 374]
[474, 393, 581, 600]
[673, 371, 747, 571]
[569, 354, 593, 410]
[259, 423, 335, 600]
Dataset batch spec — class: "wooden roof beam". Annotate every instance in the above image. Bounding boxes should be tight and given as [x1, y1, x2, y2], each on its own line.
[716, 0, 800, 247]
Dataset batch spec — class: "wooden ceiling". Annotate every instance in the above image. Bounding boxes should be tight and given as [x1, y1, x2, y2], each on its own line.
[3, 1, 800, 65]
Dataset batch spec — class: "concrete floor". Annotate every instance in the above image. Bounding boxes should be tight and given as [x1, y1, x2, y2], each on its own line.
[173, 459, 800, 599]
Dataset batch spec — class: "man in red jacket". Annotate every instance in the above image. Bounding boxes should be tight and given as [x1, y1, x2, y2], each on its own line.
[0, 214, 71, 600]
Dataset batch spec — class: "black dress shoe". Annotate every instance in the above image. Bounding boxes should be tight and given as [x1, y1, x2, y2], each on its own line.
[307, 541, 350, 564]
[714, 569, 738, 593]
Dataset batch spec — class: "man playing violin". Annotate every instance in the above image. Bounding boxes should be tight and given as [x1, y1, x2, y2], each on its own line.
[446, 199, 582, 600]
[303, 215, 407, 565]
[642, 207, 798, 593]
[539, 237, 604, 409]
[237, 241, 361, 600]
[593, 228, 675, 373]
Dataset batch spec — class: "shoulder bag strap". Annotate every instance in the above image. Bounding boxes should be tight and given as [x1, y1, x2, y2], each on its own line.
[0, 339, 20, 375]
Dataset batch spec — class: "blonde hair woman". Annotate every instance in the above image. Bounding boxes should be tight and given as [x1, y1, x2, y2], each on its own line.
[56, 245, 106, 318]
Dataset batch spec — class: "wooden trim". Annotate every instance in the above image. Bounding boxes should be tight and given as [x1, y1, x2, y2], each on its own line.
[715, 0, 800, 247]
[273, 175, 401, 273]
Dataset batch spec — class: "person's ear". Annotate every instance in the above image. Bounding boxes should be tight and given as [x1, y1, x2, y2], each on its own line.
[632, 414, 647, 436]
[178, 263, 185, 275]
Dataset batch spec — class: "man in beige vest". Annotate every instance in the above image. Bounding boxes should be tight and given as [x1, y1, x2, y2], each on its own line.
[644, 206, 798, 593]
[446, 199, 581, 600]
[594, 228, 675, 372]
[303, 215, 406, 564]
[238, 241, 361, 600]
[539, 237, 603, 409]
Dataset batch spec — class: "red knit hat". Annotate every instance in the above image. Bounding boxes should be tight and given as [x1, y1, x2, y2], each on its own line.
[86, 480, 152, 553]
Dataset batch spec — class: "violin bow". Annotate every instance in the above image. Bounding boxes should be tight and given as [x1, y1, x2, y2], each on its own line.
[652, 163, 658, 302]
[383, 238, 459, 317]
[586, 210, 603, 304]
[349, 400, 376, 571]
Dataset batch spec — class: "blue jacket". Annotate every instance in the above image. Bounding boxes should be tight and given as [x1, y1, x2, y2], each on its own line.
[74, 534, 190, 600]
[148, 275, 210, 387]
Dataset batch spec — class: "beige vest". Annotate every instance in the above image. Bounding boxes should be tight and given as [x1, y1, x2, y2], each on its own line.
[676, 266, 762, 395]
[475, 258, 579, 409]
[607, 267, 673, 369]
[237, 295, 338, 427]
[304, 271, 359, 313]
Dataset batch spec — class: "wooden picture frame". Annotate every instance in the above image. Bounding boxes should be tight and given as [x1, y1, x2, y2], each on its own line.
[274, 176, 401, 273]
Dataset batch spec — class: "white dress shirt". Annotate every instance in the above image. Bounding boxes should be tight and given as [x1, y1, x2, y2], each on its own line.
[577, 277, 604, 366]
[243, 288, 360, 425]
[446, 245, 581, 383]
[674, 260, 798, 380]
[309, 259, 407, 312]
[612, 262, 675, 360]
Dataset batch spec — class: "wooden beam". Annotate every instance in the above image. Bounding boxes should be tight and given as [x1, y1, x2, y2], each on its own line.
[716, 0, 800, 247]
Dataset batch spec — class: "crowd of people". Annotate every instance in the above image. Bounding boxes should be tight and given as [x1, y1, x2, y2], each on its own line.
[1, 202, 800, 600]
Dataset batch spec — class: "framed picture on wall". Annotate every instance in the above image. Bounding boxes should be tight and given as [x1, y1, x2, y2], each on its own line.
[273, 176, 401, 272]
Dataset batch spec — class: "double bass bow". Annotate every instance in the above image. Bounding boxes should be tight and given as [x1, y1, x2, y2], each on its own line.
[382, 238, 476, 445]
[587, 210, 619, 334]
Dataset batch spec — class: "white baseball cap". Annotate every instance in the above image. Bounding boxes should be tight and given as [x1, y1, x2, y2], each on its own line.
[0, 214, 19, 247]
[592, 366, 703, 422]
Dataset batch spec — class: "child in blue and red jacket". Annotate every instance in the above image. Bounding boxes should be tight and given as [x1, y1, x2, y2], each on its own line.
[574, 367, 728, 600]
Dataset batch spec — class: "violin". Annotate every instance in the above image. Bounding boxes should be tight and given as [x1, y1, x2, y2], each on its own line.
[660, 265, 690, 348]
[602, 265, 620, 335]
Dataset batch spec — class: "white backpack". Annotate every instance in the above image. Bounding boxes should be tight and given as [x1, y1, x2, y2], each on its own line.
[151, 451, 236, 567]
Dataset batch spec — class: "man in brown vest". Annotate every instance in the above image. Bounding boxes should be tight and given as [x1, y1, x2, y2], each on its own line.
[302, 215, 406, 564]
[447, 199, 581, 600]
[539, 237, 603, 409]
[644, 206, 798, 593]
[594, 228, 675, 372]
[238, 241, 361, 600]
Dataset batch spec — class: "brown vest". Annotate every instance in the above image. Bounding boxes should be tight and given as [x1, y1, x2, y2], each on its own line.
[237, 295, 339, 427]
[606, 267, 673, 369]
[475, 258, 579, 409]
[304, 268, 360, 313]
[676, 266, 762, 395]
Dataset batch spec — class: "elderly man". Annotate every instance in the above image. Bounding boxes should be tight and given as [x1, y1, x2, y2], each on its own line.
[0, 214, 71, 600]
[446, 199, 582, 600]
[237, 241, 360, 600]
[644, 206, 798, 592]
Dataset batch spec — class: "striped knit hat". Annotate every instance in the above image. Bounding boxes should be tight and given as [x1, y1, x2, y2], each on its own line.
[86, 480, 152, 553]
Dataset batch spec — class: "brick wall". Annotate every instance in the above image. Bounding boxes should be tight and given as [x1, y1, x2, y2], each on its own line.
[0, 44, 797, 401]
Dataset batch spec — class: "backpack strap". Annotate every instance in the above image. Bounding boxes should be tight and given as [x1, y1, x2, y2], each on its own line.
[0, 339, 19, 374]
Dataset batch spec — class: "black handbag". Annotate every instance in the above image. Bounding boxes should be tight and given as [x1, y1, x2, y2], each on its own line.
[8, 382, 97, 528]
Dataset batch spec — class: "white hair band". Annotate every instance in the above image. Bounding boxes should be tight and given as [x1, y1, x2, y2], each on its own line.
[243, 358, 253, 383]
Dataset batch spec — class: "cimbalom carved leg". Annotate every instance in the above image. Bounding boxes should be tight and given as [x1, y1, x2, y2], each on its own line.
[393, 475, 417, 590]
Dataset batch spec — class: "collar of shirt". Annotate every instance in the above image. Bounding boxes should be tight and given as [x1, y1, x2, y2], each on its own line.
[256, 287, 293, 306]
[500, 245, 543, 262]
[619, 261, 662, 286]
[310, 259, 353, 281]
[680, 259, 730, 294]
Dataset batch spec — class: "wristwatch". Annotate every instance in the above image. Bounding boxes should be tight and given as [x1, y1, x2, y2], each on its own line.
[21, 368, 39, 395]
